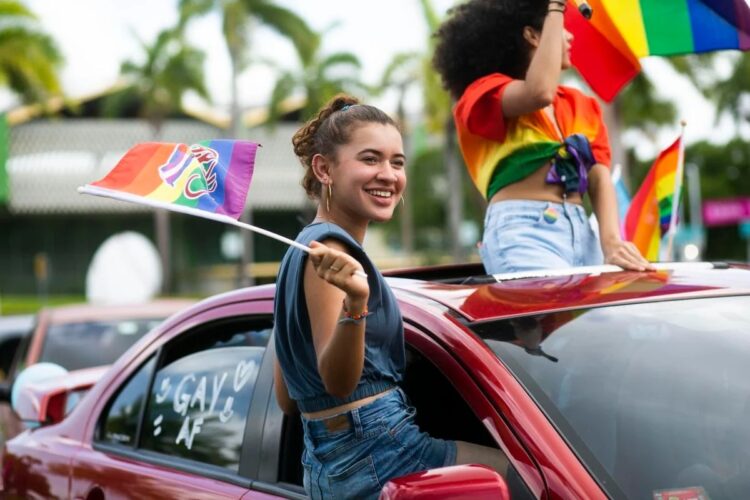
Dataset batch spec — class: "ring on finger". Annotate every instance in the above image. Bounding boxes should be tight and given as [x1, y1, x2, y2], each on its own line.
[330, 266, 341, 272]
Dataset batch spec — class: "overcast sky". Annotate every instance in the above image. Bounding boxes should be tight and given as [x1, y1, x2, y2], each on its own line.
[18, 0, 749, 157]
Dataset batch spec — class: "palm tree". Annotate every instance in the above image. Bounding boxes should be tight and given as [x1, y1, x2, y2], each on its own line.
[411, 0, 466, 262]
[178, 0, 318, 137]
[105, 27, 210, 294]
[266, 29, 365, 122]
[105, 28, 209, 136]
[0, 0, 63, 104]
[178, 0, 317, 287]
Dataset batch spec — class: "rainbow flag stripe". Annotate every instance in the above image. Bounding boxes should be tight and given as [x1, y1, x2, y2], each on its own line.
[624, 136, 683, 261]
[567, 0, 750, 101]
[605, 0, 750, 57]
[86, 140, 258, 220]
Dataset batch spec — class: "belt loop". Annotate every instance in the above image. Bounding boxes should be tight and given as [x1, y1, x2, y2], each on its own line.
[351, 407, 364, 439]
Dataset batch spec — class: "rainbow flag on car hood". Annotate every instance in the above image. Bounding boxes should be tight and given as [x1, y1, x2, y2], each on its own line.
[566, 0, 750, 101]
[79, 140, 258, 219]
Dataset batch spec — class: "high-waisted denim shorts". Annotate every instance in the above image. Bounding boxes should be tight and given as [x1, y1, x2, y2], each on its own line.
[300, 387, 456, 500]
[480, 199, 604, 274]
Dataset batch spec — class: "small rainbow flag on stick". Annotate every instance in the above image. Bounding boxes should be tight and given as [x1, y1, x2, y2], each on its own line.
[624, 127, 685, 261]
[78, 140, 314, 257]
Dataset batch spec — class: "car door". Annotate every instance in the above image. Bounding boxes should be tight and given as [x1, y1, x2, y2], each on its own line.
[249, 324, 541, 500]
[70, 304, 275, 500]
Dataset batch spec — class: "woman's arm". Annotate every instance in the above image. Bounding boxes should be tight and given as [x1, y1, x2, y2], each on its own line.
[501, 5, 566, 117]
[274, 360, 298, 415]
[589, 164, 654, 271]
[305, 239, 370, 398]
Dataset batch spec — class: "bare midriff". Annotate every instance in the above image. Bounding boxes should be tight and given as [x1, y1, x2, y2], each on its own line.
[489, 161, 583, 206]
[302, 388, 394, 420]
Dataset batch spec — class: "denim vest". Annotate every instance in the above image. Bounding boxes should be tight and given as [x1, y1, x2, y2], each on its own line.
[274, 222, 405, 412]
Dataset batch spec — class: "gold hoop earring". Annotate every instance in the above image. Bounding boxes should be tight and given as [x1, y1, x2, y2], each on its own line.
[326, 183, 332, 213]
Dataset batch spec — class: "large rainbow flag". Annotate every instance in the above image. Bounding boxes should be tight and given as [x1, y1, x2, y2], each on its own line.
[624, 135, 684, 261]
[79, 140, 258, 220]
[566, 0, 750, 101]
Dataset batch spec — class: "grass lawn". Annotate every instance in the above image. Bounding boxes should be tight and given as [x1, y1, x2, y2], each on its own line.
[0, 295, 86, 316]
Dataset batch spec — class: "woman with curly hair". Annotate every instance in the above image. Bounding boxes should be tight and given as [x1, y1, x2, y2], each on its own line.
[274, 94, 508, 499]
[433, 0, 652, 274]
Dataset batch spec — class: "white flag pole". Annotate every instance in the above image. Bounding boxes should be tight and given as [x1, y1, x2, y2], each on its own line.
[78, 185, 368, 279]
[664, 121, 687, 261]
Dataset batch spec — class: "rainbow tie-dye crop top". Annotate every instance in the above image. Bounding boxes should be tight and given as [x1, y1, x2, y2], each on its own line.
[454, 73, 611, 200]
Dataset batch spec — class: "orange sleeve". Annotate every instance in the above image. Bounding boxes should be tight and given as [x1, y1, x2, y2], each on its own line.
[454, 73, 515, 142]
[589, 97, 611, 168]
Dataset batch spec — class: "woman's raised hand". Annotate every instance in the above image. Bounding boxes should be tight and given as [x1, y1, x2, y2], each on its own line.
[308, 241, 370, 304]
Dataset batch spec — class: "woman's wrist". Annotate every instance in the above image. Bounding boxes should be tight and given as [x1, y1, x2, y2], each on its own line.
[343, 296, 368, 317]
[548, 0, 566, 13]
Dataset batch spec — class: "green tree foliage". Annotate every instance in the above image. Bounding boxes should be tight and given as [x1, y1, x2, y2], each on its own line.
[178, 0, 318, 135]
[0, 0, 63, 104]
[266, 26, 366, 123]
[104, 28, 209, 135]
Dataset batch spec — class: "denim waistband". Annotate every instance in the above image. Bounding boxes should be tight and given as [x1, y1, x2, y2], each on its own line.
[486, 199, 587, 224]
[296, 381, 396, 413]
[301, 387, 404, 439]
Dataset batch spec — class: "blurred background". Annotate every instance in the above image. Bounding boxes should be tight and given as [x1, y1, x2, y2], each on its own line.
[1, 0, 750, 314]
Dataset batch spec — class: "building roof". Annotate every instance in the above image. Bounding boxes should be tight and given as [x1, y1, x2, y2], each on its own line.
[6, 119, 312, 214]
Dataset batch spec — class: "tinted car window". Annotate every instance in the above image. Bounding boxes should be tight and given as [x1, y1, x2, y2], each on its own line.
[480, 296, 750, 500]
[40, 319, 163, 371]
[100, 356, 156, 446]
[140, 318, 271, 471]
[0, 337, 22, 381]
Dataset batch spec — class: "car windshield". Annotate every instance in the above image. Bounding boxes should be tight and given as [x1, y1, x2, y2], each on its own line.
[478, 296, 750, 500]
[40, 318, 163, 371]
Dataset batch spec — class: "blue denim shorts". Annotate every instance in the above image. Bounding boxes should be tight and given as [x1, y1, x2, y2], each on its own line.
[480, 199, 604, 274]
[300, 388, 457, 500]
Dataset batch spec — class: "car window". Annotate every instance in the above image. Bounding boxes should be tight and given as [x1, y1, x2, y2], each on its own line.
[139, 317, 272, 472]
[99, 356, 156, 446]
[0, 336, 22, 381]
[40, 319, 163, 371]
[479, 296, 750, 500]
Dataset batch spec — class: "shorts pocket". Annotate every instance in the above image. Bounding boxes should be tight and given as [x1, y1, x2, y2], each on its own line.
[387, 404, 417, 439]
[328, 455, 382, 499]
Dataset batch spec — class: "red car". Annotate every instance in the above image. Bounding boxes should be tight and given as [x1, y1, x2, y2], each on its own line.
[0, 300, 194, 448]
[3, 263, 750, 499]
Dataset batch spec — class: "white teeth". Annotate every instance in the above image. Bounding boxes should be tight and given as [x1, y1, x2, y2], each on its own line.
[367, 190, 392, 198]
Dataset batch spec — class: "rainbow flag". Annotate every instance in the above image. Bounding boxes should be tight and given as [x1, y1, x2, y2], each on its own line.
[567, 0, 750, 101]
[79, 140, 258, 220]
[624, 135, 684, 261]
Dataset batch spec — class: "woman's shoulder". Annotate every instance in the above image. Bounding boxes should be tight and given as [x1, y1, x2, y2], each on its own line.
[459, 72, 515, 103]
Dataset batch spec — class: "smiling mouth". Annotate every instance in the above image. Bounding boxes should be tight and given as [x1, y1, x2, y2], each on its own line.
[366, 189, 394, 199]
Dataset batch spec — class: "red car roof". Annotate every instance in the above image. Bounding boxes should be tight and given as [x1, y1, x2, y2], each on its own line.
[39, 299, 196, 324]
[386, 263, 750, 322]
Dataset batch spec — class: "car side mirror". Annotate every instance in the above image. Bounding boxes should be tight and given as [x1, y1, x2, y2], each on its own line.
[0, 380, 11, 403]
[10, 363, 69, 426]
[379, 464, 510, 500]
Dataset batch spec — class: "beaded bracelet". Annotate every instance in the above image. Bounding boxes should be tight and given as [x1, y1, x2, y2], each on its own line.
[338, 315, 370, 326]
[342, 300, 368, 321]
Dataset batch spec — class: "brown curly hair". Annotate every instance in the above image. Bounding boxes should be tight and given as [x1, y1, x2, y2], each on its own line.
[292, 94, 399, 200]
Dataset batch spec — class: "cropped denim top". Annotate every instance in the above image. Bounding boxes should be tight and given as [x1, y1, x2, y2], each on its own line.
[274, 222, 405, 413]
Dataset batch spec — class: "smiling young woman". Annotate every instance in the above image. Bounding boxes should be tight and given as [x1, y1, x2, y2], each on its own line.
[273, 94, 508, 499]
